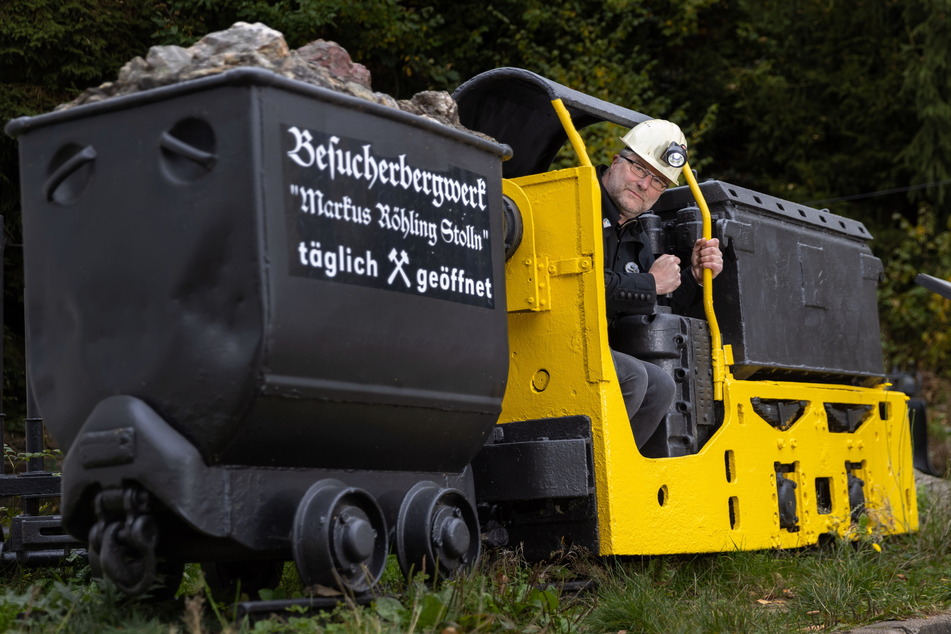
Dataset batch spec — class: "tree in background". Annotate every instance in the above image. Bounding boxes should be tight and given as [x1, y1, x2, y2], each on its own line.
[703, 1, 915, 216]
[3, 0, 951, 422]
[148, 0, 724, 162]
[900, 0, 951, 208]
[0, 0, 157, 423]
[881, 0, 951, 375]
[663, 0, 951, 375]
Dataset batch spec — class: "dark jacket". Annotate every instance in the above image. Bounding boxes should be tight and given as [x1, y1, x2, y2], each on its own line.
[599, 165, 700, 322]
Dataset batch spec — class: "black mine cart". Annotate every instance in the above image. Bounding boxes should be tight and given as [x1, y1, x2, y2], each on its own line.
[5, 68, 510, 595]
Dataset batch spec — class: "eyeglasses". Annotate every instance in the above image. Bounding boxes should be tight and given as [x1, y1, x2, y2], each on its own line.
[618, 155, 669, 192]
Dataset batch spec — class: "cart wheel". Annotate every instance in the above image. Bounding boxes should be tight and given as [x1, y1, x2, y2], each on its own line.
[291, 479, 387, 594]
[396, 482, 480, 580]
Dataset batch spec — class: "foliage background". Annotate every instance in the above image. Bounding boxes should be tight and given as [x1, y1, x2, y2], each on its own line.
[2, 0, 951, 423]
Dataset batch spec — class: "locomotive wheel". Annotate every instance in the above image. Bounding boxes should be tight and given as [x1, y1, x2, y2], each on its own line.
[396, 482, 480, 580]
[291, 479, 388, 594]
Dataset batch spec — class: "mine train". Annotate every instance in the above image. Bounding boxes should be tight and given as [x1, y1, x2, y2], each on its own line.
[3, 66, 917, 596]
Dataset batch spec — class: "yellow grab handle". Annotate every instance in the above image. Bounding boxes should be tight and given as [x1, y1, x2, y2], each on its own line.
[682, 164, 729, 399]
[551, 99, 592, 168]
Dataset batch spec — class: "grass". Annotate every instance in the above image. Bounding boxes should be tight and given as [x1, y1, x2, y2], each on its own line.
[2, 422, 950, 634]
[0, 546, 591, 633]
[587, 480, 951, 633]
[1, 479, 949, 633]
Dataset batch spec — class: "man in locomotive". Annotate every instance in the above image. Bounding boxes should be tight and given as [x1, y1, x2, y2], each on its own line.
[599, 119, 724, 450]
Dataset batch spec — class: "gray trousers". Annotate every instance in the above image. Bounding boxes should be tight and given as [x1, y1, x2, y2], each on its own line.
[611, 349, 675, 450]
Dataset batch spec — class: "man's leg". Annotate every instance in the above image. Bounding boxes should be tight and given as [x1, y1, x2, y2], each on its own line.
[611, 349, 676, 449]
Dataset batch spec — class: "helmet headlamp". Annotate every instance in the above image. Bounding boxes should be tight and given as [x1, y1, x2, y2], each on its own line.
[662, 142, 687, 169]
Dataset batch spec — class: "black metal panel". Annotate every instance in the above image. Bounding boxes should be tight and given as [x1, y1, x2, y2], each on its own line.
[474, 416, 594, 501]
[4, 515, 84, 560]
[472, 417, 598, 558]
[473, 439, 591, 502]
[10, 68, 509, 473]
[653, 180, 884, 384]
[0, 474, 60, 498]
[907, 398, 942, 476]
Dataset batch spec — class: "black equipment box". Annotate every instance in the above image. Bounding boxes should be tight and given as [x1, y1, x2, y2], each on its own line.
[7, 68, 510, 473]
[653, 180, 885, 385]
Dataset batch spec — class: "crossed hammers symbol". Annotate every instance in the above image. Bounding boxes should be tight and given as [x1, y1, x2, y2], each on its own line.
[387, 248, 411, 287]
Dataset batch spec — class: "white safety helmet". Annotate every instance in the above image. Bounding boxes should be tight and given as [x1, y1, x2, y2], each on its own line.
[619, 119, 688, 186]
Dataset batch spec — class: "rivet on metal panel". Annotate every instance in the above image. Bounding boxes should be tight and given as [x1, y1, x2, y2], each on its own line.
[531, 370, 550, 392]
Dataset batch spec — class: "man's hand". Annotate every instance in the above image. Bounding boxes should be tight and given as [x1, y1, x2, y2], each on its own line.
[691, 238, 723, 284]
[649, 254, 682, 294]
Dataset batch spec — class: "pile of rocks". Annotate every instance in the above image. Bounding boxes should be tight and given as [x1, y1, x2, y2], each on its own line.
[57, 22, 466, 131]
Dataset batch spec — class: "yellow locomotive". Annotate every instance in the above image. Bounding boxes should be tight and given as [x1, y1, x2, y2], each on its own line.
[456, 68, 917, 558]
